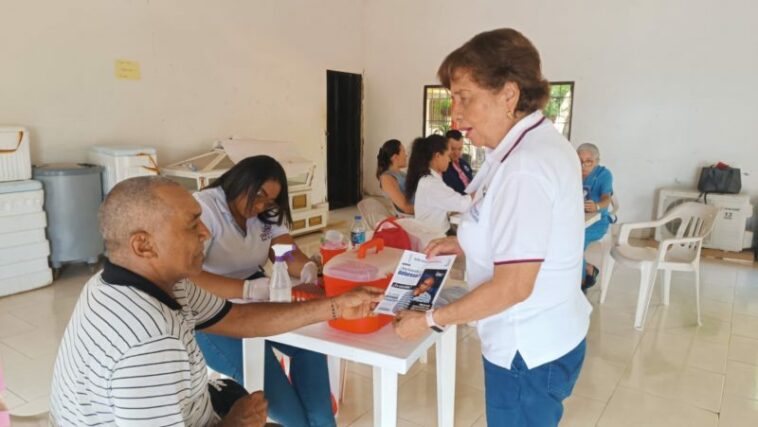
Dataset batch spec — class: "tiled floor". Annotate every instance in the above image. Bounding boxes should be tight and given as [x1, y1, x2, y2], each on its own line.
[2, 206, 758, 426]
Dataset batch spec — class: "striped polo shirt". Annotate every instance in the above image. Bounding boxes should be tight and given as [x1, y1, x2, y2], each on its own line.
[50, 259, 232, 426]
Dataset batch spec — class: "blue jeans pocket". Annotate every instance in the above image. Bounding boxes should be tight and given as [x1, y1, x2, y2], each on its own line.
[546, 340, 586, 400]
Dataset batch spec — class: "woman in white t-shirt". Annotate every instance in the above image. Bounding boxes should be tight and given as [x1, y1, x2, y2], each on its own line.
[394, 29, 591, 427]
[405, 134, 473, 235]
[191, 155, 335, 427]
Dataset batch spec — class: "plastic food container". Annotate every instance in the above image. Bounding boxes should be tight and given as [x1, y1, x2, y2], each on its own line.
[320, 242, 348, 265]
[323, 238, 402, 333]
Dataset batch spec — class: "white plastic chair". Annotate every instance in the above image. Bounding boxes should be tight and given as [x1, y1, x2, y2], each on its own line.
[586, 195, 620, 285]
[357, 198, 393, 229]
[598, 202, 719, 330]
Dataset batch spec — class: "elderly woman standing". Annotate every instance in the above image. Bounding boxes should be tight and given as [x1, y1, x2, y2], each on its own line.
[394, 28, 591, 426]
[578, 143, 614, 290]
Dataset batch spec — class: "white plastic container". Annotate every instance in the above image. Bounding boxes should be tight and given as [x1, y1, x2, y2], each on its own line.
[0, 229, 47, 249]
[0, 211, 46, 232]
[0, 180, 43, 216]
[0, 179, 53, 296]
[0, 269, 53, 298]
[0, 180, 47, 232]
[0, 126, 31, 182]
[0, 241, 51, 266]
[88, 145, 158, 194]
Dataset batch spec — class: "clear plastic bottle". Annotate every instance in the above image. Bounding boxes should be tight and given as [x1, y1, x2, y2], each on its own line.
[350, 215, 366, 248]
[269, 244, 293, 302]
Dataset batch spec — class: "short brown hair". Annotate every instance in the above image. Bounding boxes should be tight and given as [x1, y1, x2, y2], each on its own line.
[438, 28, 550, 114]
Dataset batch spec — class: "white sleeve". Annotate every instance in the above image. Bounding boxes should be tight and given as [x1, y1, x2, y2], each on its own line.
[426, 178, 473, 213]
[489, 172, 554, 264]
[193, 192, 220, 240]
[270, 222, 290, 239]
[183, 280, 232, 329]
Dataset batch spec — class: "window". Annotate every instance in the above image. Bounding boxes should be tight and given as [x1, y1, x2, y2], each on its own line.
[423, 82, 575, 171]
[423, 85, 486, 170]
[543, 82, 574, 139]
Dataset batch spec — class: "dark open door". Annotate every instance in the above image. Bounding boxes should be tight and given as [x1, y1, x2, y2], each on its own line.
[326, 70, 362, 209]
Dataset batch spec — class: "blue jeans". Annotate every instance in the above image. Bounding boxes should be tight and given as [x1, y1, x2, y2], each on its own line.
[483, 339, 586, 427]
[583, 221, 609, 283]
[195, 332, 335, 427]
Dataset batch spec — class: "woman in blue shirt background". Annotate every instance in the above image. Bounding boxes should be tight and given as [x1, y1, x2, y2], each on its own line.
[578, 143, 614, 290]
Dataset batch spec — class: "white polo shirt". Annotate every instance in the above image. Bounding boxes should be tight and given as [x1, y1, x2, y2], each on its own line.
[458, 111, 592, 370]
[194, 187, 289, 279]
[414, 170, 472, 234]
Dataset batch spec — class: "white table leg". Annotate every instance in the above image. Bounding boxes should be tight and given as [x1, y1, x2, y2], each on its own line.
[373, 366, 398, 427]
[242, 338, 266, 393]
[436, 325, 457, 427]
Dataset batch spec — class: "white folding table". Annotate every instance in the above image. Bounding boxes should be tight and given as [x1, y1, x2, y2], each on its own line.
[242, 322, 457, 427]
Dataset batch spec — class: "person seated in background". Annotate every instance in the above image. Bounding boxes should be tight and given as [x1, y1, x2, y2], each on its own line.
[48, 176, 382, 427]
[578, 143, 614, 290]
[406, 134, 473, 236]
[376, 139, 414, 215]
[442, 130, 474, 194]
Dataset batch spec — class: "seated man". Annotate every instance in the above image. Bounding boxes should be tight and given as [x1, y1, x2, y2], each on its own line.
[49, 176, 381, 427]
[441, 130, 474, 195]
[578, 143, 614, 290]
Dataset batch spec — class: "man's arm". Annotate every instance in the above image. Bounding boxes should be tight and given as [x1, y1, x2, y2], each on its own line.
[201, 287, 383, 338]
[190, 270, 245, 299]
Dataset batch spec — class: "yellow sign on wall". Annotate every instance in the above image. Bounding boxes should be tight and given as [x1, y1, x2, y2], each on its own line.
[115, 59, 141, 81]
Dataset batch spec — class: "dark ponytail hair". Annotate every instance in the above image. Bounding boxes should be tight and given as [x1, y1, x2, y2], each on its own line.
[376, 139, 403, 180]
[405, 134, 448, 201]
[205, 155, 292, 227]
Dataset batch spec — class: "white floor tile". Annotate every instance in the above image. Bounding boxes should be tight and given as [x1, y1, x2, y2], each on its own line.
[597, 387, 718, 427]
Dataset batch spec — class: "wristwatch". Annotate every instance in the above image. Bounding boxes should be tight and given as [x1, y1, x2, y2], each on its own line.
[425, 309, 444, 333]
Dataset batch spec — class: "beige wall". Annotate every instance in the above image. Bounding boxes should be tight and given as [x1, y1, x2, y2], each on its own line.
[0, 0, 364, 202]
[4, 0, 758, 226]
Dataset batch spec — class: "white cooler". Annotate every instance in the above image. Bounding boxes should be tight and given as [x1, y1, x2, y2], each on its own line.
[88, 145, 159, 194]
[0, 127, 31, 182]
[0, 180, 53, 297]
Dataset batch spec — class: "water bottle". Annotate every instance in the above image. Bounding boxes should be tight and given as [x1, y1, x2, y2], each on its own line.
[270, 244, 293, 302]
[350, 215, 366, 248]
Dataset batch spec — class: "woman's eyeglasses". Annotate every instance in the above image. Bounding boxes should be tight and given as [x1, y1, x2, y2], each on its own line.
[253, 191, 280, 212]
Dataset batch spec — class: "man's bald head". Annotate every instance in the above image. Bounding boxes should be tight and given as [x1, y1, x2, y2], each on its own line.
[99, 176, 183, 256]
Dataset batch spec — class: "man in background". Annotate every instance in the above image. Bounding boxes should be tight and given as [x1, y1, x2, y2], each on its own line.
[442, 130, 474, 195]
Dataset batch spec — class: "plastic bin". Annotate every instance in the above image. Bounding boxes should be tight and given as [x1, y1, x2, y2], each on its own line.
[320, 243, 348, 266]
[0, 127, 31, 182]
[88, 145, 158, 195]
[323, 238, 401, 333]
[33, 163, 104, 273]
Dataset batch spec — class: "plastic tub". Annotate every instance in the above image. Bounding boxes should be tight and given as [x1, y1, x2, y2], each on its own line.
[88, 145, 158, 194]
[320, 243, 347, 265]
[323, 238, 402, 333]
[0, 127, 31, 182]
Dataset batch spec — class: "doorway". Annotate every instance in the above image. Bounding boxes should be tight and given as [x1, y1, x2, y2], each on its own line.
[326, 70, 363, 209]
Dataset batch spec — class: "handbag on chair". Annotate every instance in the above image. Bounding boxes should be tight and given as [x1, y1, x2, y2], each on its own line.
[372, 217, 412, 250]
